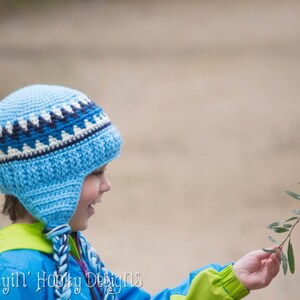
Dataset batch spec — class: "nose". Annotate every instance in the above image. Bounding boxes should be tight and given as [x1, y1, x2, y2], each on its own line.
[100, 175, 112, 193]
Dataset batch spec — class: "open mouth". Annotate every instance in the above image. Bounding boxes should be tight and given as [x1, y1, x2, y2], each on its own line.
[88, 199, 101, 214]
[88, 204, 96, 214]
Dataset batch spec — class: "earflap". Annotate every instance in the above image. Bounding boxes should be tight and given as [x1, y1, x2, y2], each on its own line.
[16, 179, 84, 227]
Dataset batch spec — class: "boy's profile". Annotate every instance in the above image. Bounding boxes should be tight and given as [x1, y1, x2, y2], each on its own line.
[0, 84, 280, 299]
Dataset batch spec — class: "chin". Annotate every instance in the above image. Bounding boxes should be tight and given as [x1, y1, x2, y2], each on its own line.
[70, 223, 88, 232]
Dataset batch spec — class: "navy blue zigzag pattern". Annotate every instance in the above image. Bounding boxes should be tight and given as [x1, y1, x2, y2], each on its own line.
[0, 101, 104, 155]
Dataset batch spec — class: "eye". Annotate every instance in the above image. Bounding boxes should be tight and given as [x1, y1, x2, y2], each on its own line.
[93, 171, 103, 177]
[93, 168, 106, 177]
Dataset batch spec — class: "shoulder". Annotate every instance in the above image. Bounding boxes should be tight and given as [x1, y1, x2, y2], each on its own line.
[0, 249, 54, 273]
[0, 251, 53, 299]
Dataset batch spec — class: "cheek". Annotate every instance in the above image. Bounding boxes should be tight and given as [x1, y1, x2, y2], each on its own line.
[69, 177, 99, 230]
[80, 176, 100, 203]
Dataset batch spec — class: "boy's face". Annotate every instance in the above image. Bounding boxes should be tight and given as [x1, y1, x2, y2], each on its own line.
[69, 164, 111, 232]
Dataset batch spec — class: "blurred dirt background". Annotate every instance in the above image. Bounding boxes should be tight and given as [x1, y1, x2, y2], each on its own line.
[1, 0, 300, 299]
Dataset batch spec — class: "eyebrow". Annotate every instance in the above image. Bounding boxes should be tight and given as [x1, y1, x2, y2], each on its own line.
[93, 165, 107, 173]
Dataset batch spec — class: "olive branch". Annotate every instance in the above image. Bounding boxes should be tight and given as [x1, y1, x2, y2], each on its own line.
[263, 190, 300, 275]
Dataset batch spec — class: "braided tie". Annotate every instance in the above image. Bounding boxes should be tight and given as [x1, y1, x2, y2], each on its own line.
[45, 225, 72, 300]
[78, 233, 115, 300]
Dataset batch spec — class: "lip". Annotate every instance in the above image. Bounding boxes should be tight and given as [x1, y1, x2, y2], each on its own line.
[88, 198, 102, 216]
[88, 204, 95, 216]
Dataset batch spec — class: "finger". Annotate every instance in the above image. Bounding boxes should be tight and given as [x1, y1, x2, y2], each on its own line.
[257, 247, 282, 260]
[267, 254, 281, 277]
[262, 257, 280, 287]
[251, 249, 275, 260]
[275, 248, 282, 261]
[272, 251, 282, 264]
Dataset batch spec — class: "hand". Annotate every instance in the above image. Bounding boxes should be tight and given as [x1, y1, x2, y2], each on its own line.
[233, 249, 281, 290]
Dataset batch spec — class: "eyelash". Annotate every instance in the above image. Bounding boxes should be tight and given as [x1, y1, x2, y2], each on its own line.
[93, 169, 106, 176]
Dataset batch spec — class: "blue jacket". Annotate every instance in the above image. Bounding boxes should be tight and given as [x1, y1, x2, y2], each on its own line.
[0, 223, 249, 299]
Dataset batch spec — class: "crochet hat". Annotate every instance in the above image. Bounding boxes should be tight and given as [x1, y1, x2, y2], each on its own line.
[0, 84, 122, 299]
[0, 84, 122, 227]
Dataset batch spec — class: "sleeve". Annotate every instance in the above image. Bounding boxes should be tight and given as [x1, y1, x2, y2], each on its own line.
[0, 267, 46, 299]
[110, 263, 250, 300]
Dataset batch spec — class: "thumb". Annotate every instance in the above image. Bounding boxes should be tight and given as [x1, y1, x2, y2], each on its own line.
[250, 249, 276, 260]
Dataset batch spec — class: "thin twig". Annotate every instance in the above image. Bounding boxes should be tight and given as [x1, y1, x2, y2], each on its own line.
[280, 217, 300, 248]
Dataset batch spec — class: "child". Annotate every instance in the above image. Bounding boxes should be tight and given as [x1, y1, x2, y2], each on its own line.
[0, 85, 280, 300]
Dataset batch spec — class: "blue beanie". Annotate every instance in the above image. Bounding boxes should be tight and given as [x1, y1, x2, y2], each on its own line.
[0, 84, 122, 227]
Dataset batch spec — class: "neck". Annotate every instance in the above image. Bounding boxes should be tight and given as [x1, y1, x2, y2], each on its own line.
[14, 212, 37, 224]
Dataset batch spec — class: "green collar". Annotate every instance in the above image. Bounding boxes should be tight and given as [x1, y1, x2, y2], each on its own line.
[0, 222, 80, 260]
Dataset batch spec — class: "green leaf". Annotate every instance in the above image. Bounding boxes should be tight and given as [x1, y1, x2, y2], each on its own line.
[281, 252, 288, 275]
[288, 239, 295, 274]
[272, 227, 290, 233]
[267, 217, 298, 229]
[284, 217, 298, 223]
[283, 224, 293, 229]
[267, 221, 281, 229]
[291, 209, 300, 215]
[286, 190, 300, 200]
[262, 248, 277, 253]
[268, 236, 279, 245]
